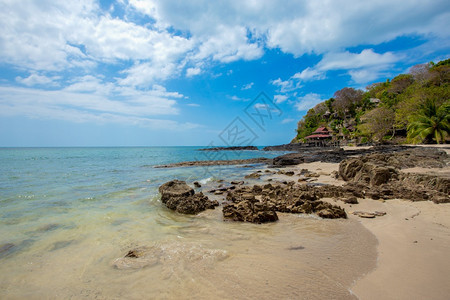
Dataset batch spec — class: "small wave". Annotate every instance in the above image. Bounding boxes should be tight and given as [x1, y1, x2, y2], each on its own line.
[199, 177, 213, 185]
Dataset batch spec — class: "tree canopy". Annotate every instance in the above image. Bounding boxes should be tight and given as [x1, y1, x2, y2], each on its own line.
[293, 58, 450, 144]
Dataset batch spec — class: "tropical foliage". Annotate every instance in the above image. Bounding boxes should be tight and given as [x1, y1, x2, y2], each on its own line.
[407, 100, 450, 144]
[293, 58, 450, 144]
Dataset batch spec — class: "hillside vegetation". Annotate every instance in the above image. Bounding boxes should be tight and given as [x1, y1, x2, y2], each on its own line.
[292, 59, 450, 144]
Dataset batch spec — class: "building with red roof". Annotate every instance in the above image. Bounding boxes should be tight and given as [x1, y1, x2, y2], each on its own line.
[305, 127, 332, 140]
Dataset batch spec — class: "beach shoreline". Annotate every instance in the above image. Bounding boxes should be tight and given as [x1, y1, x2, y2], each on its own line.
[188, 144, 450, 299]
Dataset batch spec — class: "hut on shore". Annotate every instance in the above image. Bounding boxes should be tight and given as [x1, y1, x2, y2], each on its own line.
[305, 127, 333, 146]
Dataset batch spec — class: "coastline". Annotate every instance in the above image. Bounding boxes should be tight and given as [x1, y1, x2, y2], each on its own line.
[266, 146, 450, 299]
[1, 145, 448, 299]
[170, 144, 450, 299]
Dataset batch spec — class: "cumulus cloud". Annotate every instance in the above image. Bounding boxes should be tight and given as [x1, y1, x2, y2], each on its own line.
[0, 78, 196, 130]
[274, 48, 401, 96]
[274, 95, 288, 103]
[186, 67, 201, 77]
[292, 67, 325, 82]
[1, 0, 448, 84]
[16, 73, 60, 87]
[1, 0, 448, 132]
[295, 93, 323, 111]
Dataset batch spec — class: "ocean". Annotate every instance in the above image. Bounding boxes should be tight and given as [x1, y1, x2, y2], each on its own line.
[0, 147, 376, 299]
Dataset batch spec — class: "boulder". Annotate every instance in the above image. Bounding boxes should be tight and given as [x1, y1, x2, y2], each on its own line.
[223, 201, 278, 223]
[244, 172, 262, 179]
[159, 180, 218, 214]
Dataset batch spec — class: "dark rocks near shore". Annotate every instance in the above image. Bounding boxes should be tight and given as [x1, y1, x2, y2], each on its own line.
[199, 146, 258, 151]
[159, 180, 219, 214]
[157, 145, 448, 225]
[271, 145, 419, 167]
[155, 157, 272, 168]
[338, 148, 450, 203]
[223, 201, 279, 223]
[222, 183, 347, 223]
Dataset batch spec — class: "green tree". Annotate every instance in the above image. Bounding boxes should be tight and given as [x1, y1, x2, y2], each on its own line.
[407, 100, 450, 144]
[358, 107, 395, 142]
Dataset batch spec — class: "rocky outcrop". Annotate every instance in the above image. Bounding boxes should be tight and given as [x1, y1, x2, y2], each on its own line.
[155, 157, 271, 168]
[338, 148, 449, 203]
[272, 153, 305, 166]
[222, 183, 347, 223]
[223, 201, 279, 223]
[199, 146, 258, 151]
[159, 180, 219, 214]
[339, 159, 398, 186]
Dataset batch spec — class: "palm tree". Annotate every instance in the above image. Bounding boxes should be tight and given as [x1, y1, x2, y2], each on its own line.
[407, 100, 450, 144]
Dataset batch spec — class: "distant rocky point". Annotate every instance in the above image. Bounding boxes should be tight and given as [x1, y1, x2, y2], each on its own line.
[199, 146, 258, 151]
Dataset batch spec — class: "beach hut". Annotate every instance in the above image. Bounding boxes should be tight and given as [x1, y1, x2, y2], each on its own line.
[305, 127, 332, 146]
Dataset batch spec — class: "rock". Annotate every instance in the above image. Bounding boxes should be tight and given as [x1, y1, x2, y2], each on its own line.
[159, 180, 218, 214]
[272, 153, 305, 166]
[223, 184, 347, 220]
[230, 180, 244, 185]
[193, 181, 201, 188]
[199, 146, 258, 151]
[331, 171, 339, 179]
[352, 211, 386, 218]
[156, 158, 272, 168]
[315, 203, 347, 219]
[343, 196, 358, 204]
[113, 246, 159, 270]
[277, 170, 295, 176]
[245, 172, 261, 179]
[222, 201, 278, 223]
[287, 246, 305, 250]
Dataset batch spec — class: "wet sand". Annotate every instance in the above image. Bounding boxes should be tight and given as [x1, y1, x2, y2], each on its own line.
[256, 147, 450, 300]
[0, 204, 377, 299]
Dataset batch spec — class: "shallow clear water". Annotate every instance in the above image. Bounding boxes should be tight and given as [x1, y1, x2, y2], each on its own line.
[0, 147, 377, 299]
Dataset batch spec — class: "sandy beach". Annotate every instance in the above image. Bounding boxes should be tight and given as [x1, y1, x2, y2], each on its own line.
[256, 146, 450, 300]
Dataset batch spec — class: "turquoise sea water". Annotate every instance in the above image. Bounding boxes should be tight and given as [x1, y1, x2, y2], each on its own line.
[0, 147, 283, 239]
[0, 147, 376, 299]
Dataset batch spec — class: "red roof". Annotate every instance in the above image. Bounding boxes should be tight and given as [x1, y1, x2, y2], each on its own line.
[305, 134, 332, 139]
[312, 127, 329, 134]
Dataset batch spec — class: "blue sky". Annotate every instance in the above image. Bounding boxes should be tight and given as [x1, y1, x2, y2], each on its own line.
[0, 0, 449, 146]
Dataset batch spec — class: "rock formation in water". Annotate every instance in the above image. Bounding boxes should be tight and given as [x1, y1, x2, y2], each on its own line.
[159, 180, 219, 214]
[199, 146, 258, 151]
[222, 183, 347, 223]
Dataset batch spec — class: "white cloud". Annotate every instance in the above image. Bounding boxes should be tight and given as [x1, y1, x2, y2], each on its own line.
[187, 103, 200, 107]
[192, 25, 263, 63]
[16, 73, 60, 87]
[230, 95, 249, 101]
[186, 67, 201, 77]
[130, 0, 450, 58]
[316, 49, 398, 71]
[0, 81, 195, 130]
[118, 62, 179, 87]
[295, 93, 323, 111]
[1, 0, 448, 85]
[241, 82, 254, 90]
[254, 103, 281, 113]
[271, 78, 300, 93]
[274, 95, 288, 103]
[274, 49, 401, 92]
[314, 49, 400, 84]
[281, 118, 295, 124]
[292, 67, 325, 82]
